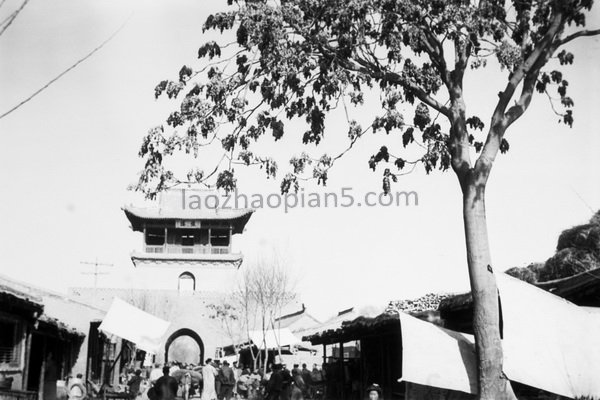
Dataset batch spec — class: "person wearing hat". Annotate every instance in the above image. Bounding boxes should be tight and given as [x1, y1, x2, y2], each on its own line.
[366, 383, 382, 400]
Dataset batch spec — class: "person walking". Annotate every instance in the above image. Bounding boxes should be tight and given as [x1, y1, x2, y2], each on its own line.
[232, 362, 242, 398]
[127, 370, 143, 400]
[218, 361, 236, 400]
[201, 359, 218, 400]
[290, 369, 305, 400]
[300, 364, 312, 398]
[155, 366, 178, 400]
[265, 364, 284, 400]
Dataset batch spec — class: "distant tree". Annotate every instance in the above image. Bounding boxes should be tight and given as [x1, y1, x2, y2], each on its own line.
[133, 1, 600, 398]
[506, 209, 600, 282]
[207, 297, 247, 355]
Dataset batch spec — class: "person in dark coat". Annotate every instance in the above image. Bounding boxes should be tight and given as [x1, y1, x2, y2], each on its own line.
[280, 365, 293, 400]
[300, 364, 312, 398]
[127, 370, 143, 399]
[155, 366, 178, 400]
[265, 364, 284, 400]
[218, 361, 236, 400]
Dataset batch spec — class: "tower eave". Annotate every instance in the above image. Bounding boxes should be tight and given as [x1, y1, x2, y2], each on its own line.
[130, 251, 244, 269]
[122, 205, 254, 234]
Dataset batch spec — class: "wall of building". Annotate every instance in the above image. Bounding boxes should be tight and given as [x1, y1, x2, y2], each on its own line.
[68, 288, 237, 365]
[39, 294, 106, 377]
[128, 261, 240, 293]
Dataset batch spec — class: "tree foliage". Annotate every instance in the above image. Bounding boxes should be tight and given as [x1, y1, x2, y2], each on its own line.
[134, 0, 598, 198]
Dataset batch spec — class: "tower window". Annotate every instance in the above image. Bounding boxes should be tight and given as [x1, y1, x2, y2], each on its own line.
[178, 272, 195, 292]
[145, 228, 165, 246]
[210, 229, 230, 247]
[181, 234, 194, 247]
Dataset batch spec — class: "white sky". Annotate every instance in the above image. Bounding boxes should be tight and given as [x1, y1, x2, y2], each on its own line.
[1, 0, 599, 321]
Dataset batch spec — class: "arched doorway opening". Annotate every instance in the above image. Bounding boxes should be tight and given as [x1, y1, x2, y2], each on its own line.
[164, 328, 204, 365]
[178, 272, 195, 292]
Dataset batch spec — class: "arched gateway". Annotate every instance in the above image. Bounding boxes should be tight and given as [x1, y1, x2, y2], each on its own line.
[164, 328, 205, 364]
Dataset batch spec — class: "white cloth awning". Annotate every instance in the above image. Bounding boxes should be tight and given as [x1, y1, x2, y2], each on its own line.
[399, 312, 478, 395]
[98, 297, 170, 354]
[248, 328, 300, 349]
[399, 274, 600, 398]
[497, 273, 600, 398]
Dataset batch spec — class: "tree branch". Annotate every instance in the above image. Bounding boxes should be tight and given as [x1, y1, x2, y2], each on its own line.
[490, 13, 564, 129]
[559, 28, 600, 45]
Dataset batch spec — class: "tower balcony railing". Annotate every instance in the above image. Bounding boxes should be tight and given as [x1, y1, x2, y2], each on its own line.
[145, 244, 231, 255]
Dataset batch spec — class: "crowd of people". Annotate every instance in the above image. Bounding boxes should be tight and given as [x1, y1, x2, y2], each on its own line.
[65, 361, 388, 400]
[116, 360, 327, 400]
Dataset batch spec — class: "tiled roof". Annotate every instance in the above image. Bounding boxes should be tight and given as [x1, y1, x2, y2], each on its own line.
[303, 310, 440, 345]
[439, 267, 600, 313]
[123, 205, 254, 221]
[0, 280, 43, 311]
[275, 307, 321, 330]
[0, 274, 105, 337]
[123, 206, 254, 233]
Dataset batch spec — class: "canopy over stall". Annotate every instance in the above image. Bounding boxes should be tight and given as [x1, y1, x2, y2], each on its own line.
[399, 274, 600, 399]
[247, 328, 301, 349]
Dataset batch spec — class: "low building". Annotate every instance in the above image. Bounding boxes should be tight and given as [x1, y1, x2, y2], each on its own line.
[303, 295, 446, 400]
[304, 269, 600, 400]
[0, 274, 122, 400]
[0, 278, 42, 400]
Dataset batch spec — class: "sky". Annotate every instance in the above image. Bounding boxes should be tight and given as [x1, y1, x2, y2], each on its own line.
[0, 0, 599, 321]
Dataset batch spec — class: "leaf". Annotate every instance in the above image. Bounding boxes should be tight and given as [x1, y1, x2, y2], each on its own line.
[561, 97, 574, 108]
[348, 120, 363, 140]
[413, 103, 431, 131]
[368, 156, 377, 171]
[271, 118, 285, 140]
[238, 150, 254, 165]
[499, 138, 510, 154]
[375, 146, 389, 163]
[550, 70, 562, 84]
[402, 128, 414, 147]
[280, 173, 299, 194]
[563, 110, 574, 127]
[216, 170, 236, 193]
[557, 50, 574, 65]
[395, 158, 406, 170]
[179, 65, 193, 82]
[221, 134, 236, 151]
[197, 41, 222, 59]
[154, 80, 168, 99]
[466, 116, 485, 131]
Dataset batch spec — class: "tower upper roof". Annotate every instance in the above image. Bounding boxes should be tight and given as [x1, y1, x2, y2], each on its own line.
[123, 188, 254, 233]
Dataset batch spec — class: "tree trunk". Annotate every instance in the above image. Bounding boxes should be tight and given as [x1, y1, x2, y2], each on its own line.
[462, 181, 516, 400]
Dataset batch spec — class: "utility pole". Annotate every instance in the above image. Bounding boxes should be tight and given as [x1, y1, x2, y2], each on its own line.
[81, 258, 113, 301]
